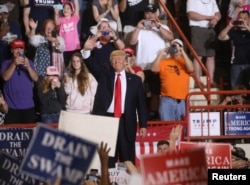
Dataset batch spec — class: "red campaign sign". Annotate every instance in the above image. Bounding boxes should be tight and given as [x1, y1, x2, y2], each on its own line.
[135, 124, 181, 166]
[140, 147, 207, 185]
[180, 142, 232, 169]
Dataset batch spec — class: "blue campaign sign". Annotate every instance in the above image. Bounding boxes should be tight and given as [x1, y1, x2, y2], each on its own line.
[0, 151, 40, 185]
[20, 124, 98, 185]
[224, 112, 250, 135]
[0, 128, 34, 160]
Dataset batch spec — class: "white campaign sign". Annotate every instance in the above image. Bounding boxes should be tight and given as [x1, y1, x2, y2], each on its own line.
[58, 111, 119, 170]
[189, 112, 221, 136]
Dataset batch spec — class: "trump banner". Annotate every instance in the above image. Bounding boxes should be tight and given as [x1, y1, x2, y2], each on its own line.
[189, 112, 221, 136]
[224, 112, 250, 135]
[20, 124, 97, 185]
[140, 147, 207, 185]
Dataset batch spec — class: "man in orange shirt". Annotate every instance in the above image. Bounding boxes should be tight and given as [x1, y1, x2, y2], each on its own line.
[151, 39, 194, 121]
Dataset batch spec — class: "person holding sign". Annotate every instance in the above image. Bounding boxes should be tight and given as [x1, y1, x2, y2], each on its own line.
[92, 50, 147, 168]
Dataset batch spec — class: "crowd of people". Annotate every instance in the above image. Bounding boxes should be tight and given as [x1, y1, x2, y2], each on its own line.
[0, 0, 250, 179]
[0, 0, 249, 124]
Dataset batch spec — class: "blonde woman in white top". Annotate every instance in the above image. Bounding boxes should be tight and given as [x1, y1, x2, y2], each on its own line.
[64, 52, 98, 113]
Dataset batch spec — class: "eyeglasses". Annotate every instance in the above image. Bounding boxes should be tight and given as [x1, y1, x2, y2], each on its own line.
[167, 65, 180, 75]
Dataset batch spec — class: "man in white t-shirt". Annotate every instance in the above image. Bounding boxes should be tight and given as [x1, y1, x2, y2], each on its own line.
[129, 4, 173, 119]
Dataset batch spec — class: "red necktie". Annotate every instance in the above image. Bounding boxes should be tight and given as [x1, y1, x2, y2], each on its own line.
[114, 73, 122, 117]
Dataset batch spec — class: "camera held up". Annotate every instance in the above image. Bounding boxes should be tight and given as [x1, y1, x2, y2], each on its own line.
[168, 45, 178, 54]
[232, 20, 243, 26]
[102, 30, 109, 36]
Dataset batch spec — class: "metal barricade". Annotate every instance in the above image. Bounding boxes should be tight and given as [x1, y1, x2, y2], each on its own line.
[185, 90, 250, 141]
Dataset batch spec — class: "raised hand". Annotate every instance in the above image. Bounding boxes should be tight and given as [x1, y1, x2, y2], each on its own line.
[98, 141, 111, 164]
[29, 18, 38, 30]
[83, 35, 97, 50]
[169, 124, 182, 142]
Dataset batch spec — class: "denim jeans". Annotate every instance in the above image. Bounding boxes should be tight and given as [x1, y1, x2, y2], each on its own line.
[231, 64, 250, 89]
[159, 96, 186, 121]
[41, 113, 60, 123]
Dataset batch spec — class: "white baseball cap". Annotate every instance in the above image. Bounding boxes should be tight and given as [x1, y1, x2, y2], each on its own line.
[171, 39, 183, 47]
[90, 18, 117, 35]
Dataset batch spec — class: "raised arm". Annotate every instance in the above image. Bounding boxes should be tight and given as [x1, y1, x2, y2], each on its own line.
[218, 23, 233, 41]
[154, 21, 174, 41]
[180, 46, 194, 73]
[24, 58, 39, 82]
[23, 0, 31, 36]
[2, 59, 21, 81]
[151, 48, 165, 73]
[118, 0, 127, 12]
[28, 18, 38, 37]
[107, 1, 119, 21]
[129, 19, 144, 45]
[54, 8, 60, 26]
[73, 0, 80, 17]
[168, 124, 182, 151]
[92, 0, 119, 22]
[92, 4, 107, 22]
[98, 142, 111, 185]
[109, 28, 125, 49]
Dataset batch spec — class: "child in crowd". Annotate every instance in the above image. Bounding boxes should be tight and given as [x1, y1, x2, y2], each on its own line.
[54, 0, 80, 67]
[37, 66, 65, 123]
[64, 52, 97, 114]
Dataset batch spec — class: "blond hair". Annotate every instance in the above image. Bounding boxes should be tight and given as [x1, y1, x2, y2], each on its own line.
[110, 50, 126, 61]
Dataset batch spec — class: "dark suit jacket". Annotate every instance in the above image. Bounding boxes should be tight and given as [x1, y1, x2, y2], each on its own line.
[92, 70, 147, 142]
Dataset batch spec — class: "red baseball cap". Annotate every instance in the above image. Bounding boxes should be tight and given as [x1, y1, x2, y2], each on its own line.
[123, 47, 135, 57]
[11, 39, 25, 49]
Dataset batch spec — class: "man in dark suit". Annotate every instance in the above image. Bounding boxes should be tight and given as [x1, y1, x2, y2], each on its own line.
[92, 50, 147, 168]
